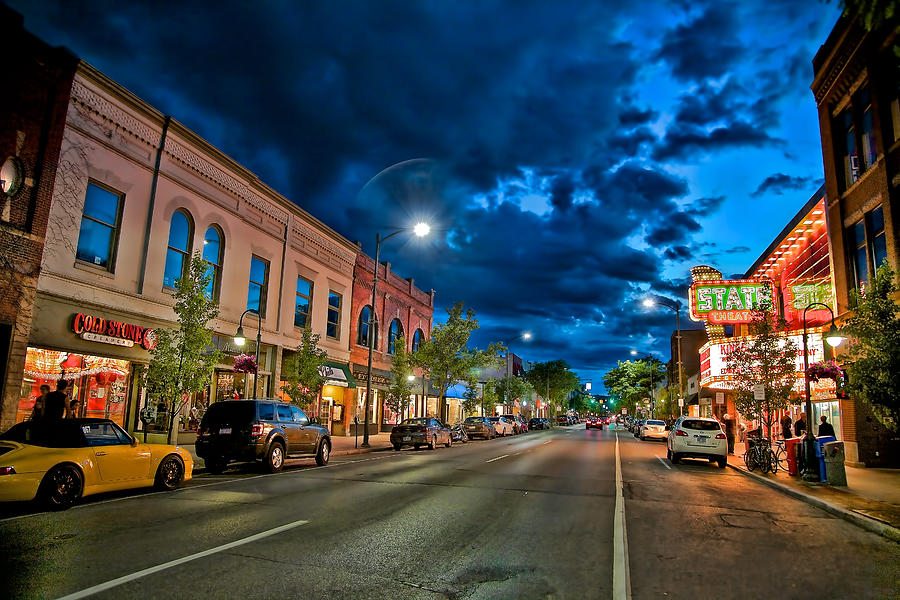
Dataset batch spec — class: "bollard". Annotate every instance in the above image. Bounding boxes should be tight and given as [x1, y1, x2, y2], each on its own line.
[823, 441, 847, 486]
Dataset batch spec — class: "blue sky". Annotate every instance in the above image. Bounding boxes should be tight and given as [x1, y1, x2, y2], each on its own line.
[9, 0, 843, 391]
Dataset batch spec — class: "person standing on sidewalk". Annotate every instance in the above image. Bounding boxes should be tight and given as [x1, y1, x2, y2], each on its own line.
[794, 413, 806, 438]
[781, 413, 793, 439]
[723, 413, 736, 454]
[818, 415, 836, 437]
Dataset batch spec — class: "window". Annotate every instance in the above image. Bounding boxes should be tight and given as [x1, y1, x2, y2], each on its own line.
[163, 210, 193, 288]
[202, 226, 223, 300]
[291, 406, 309, 425]
[276, 405, 292, 422]
[848, 205, 890, 290]
[412, 329, 425, 352]
[357, 305, 377, 347]
[834, 86, 879, 191]
[76, 182, 123, 270]
[295, 277, 312, 328]
[247, 255, 269, 317]
[327, 291, 342, 339]
[388, 318, 403, 354]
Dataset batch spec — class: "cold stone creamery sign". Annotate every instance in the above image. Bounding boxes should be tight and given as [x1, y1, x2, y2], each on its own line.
[72, 313, 157, 350]
[689, 279, 772, 324]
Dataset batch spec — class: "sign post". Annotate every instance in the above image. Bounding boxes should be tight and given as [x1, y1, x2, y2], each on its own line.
[753, 384, 765, 401]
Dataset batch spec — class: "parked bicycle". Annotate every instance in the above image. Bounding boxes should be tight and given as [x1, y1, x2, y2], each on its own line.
[771, 439, 788, 473]
[743, 435, 776, 474]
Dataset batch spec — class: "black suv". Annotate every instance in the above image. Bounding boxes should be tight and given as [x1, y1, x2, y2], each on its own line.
[196, 400, 331, 473]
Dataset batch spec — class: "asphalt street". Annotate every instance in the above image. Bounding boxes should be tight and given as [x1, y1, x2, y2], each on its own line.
[1, 425, 898, 599]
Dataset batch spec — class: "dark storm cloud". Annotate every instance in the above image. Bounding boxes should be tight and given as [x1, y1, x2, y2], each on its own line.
[652, 120, 778, 161]
[654, 4, 744, 81]
[618, 105, 659, 127]
[726, 245, 751, 254]
[647, 212, 702, 246]
[549, 175, 575, 213]
[751, 173, 819, 197]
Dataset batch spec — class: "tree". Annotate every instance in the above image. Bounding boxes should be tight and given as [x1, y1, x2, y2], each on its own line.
[413, 303, 502, 422]
[841, 261, 900, 432]
[524, 360, 579, 417]
[480, 377, 504, 416]
[145, 253, 223, 444]
[726, 299, 799, 442]
[280, 327, 327, 410]
[385, 335, 415, 423]
[461, 375, 481, 417]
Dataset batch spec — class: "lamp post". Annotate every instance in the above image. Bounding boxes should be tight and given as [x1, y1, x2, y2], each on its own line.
[234, 309, 262, 398]
[631, 350, 656, 418]
[361, 223, 430, 448]
[644, 297, 684, 416]
[504, 333, 532, 414]
[801, 302, 844, 482]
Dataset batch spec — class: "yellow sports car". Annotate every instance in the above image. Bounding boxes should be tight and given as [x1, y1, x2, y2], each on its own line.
[0, 418, 193, 509]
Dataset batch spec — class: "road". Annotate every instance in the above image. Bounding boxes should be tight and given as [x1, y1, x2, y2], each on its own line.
[1, 425, 898, 599]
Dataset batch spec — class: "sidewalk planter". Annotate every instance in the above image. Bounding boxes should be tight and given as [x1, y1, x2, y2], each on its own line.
[823, 441, 848, 486]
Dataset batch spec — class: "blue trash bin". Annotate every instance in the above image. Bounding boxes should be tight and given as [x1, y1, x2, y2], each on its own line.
[815, 436, 836, 482]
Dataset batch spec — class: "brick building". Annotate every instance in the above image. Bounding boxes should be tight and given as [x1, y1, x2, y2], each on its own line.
[811, 13, 900, 466]
[0, 7, 77, 429]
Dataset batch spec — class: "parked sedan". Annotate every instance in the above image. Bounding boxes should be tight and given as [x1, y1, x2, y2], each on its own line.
[390, 418, 452, 450]
[529, 418, 550, 430]
[487, 416, 515, 436]
[667, 416, 727, 468]
[501, 414, 525, 434]
[463, 417, 496, 439]
[0, 419, 192, 509]
[639, 419, 668, 441]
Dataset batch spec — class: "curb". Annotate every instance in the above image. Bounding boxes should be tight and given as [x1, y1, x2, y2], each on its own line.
[190, 444, 393, 475]
[726, 461, 900, 543]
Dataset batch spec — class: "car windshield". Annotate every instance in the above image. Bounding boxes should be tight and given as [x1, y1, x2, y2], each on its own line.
[647, 420, 665, 426]
[487, 417, 500, 422]
[682, 420, 721, 431]
[202, 401, 257, 424]
[464, 417, 483, 424]
[401, 418, 428, 426]
[0, 420, 88, 448]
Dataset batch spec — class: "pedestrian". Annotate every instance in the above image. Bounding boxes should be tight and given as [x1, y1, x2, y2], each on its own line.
[722, 413, 736, 454]
[817, 415, 836, 437]
[780, 413, 793, 439]
[68, 397, 81, 418]
[30, 385, 50, 420]
[42, 379, 71, 421]
[794, 413, 806, 437]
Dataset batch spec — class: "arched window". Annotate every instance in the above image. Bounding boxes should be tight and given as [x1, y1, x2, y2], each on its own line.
[388, 319, 404, 354]
[202, 225, 223, 300]
[163, 210, 193, 288]
[412, 329, 425, 352]
[357, 305, 377, 347]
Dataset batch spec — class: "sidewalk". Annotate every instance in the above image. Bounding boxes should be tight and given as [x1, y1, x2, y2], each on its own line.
[729, 441, 900, 542]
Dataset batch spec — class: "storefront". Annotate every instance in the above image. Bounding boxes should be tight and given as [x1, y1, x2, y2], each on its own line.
[350, 366, 390, 436]
[317, 361, 356, 436]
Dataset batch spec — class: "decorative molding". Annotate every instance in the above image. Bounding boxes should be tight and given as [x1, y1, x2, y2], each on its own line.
[71, 80, 158, 148]
[292, 220, 355, 270]
[813, 26, 865, 104]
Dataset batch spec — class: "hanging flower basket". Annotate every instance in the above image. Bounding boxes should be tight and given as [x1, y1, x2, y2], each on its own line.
[806, 360, 841, 382]
[233, 353, 258, 374]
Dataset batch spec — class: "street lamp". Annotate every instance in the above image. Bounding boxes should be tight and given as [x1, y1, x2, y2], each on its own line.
[644, 296, 684, 416]
[505, 332, 532, 414]
[361, 223, 430, 448]
[631, 350, 656, 418]
[234, 309, 262, 398]
[801, 302, 844, 482]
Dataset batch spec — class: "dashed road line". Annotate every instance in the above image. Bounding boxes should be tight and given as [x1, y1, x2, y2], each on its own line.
[485, 454, 510, 463]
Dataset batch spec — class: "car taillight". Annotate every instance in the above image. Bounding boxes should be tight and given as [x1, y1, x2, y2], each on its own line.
[675, 430, 688, 436]
[715, 433, 726, 439]
[250, 422, 265, 436]
[0, 466, 15, 475]
[197, 425, 207, 438]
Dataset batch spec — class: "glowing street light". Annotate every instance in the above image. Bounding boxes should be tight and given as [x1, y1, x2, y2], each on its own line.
[643, 296, 684, 416]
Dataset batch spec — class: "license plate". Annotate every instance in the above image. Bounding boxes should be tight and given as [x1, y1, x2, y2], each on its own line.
[403, 436, 411, 441]
[696, 435, 708, 442]
[219, 427, 231, 435]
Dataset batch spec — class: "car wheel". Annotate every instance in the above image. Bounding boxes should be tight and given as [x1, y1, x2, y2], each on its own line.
[204, 457, 227, 474]
[445, 436, 452, 448]
[155, 455, 185, 490]
[315, 439, 331, 466]
[393, 444, 402, 451]
[666, 448, 672, 461]
[641, 436, 646, 441]
[429, 435, 437, 450]
[40, 464, 83, 510]
[671, 452, 681, 464]
[265, 441, 285, 473]
[413, 444, 420, 450]
[717, 457, 727, 469]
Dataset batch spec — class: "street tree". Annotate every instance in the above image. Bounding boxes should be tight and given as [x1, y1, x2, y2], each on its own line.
[524, 360, 579, 417]
[480, 377, 504, 416]
[840, 262, 900, 432]
[280, 327, 327, 410]
[413, 303, 502, 422]
[145, 252, 223, 444]
[603, 360, 661, 417]
[726, 299, 799, 442]
[385, 335, 415, 424]
[461, 374, 481, 417]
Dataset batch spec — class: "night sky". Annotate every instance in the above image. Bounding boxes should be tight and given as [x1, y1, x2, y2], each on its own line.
[10, 0, 842, 391]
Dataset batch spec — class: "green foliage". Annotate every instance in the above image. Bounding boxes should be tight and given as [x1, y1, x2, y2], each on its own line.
[524, 360, 579, 416]
[726, 298, 799, 441]
[461, 374, 481, 417]
[385, 335, 415, 422]
[841, 261, 900, 431]
[280, 327, 327, 409]
[145, 253, 223, 443]
[413, 303, 503, 421]
[603, 358, 665, 417]
[840, 0, 898, 32]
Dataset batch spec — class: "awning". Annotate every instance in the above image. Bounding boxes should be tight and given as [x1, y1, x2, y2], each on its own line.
[317, 361, 357, 388]
[687, 393, 700, 405]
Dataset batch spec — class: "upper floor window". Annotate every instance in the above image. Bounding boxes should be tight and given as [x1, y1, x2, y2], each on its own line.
[357, 305, 377, 347]
[834, 86, 878, 191]
[294, 277, 312, 328]
[247, 255, 269, 317]
[412, 328, 425, 352]
[163, 210, 193, 288]
[327, 291, 342, 339]
[848, 205, 888, 291]
[202, 226, 223, 300]
[76, 182, 123, 271]
[388, 319, 403, 354]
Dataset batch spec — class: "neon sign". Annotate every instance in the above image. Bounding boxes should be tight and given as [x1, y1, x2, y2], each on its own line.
[689, 279, 772, 324]
[72, 313, 157, 350]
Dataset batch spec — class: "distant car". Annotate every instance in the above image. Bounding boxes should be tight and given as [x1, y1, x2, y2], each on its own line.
[556, 415, 570, 426]
[502, 414, 526, 434]
[391, 418, 452, 450]
[586, 416, 603, 430]
[667, 416, 727, 468]
[529, 418, 550, 430]
[639, 419, 667, 441]
[463, 417, 496, 439]
[488, 416, 515, 436]
[196, 399, 332, 473]
[0, 419, 192, 509]
[449, 422, 469, 443]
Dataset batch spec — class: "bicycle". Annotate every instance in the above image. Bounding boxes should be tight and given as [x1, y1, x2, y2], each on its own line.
[743, 436, 773, 474]
[771, 439, 788, 473]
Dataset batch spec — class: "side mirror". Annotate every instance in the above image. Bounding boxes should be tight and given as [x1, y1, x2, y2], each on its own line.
[131, 435, 138, 446]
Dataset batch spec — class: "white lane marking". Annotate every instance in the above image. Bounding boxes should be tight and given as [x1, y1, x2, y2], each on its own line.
[54, 518, 310, 600]
[542, 440, 552, 445]
[613, 433, 632, 600]
[485, 454, 510, 463]
[657, 456, 672, 470]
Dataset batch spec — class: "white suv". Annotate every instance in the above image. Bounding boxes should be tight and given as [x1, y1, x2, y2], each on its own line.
[667, 416, 727, 468]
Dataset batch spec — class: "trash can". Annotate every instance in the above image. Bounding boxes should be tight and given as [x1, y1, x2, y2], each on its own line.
[823, 441, 847, 486]
[784, 437, 802, 476]
[814, 436, 836, 482]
